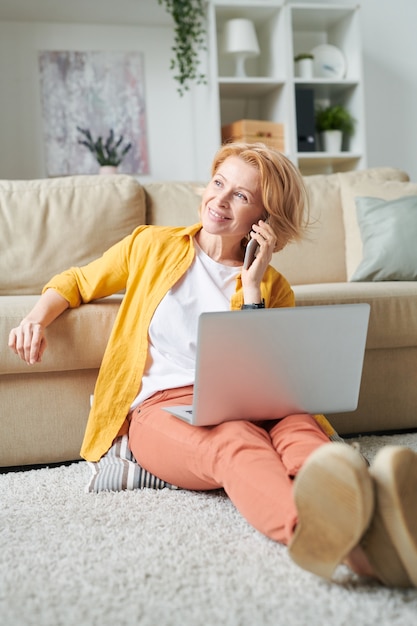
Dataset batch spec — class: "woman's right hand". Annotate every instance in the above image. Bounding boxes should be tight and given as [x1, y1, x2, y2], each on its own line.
[8, 321, 48, 365]
[8, 288, 70, 366]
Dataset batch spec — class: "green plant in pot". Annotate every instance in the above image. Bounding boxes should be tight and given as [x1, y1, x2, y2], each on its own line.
[294, 52, 314, 78]
[77, 127, 132, 172]
[315, 105, 355, 152]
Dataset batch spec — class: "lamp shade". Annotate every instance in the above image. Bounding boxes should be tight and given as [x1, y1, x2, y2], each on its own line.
[222, 18, 260, 77]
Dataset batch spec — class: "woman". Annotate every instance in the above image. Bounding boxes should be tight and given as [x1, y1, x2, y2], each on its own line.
[8, 142, 417, 587]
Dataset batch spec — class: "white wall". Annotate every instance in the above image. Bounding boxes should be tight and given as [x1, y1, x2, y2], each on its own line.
[0, 20, 212, 182]
[360, 0, 417, 180]
[0, 1, 417, 182]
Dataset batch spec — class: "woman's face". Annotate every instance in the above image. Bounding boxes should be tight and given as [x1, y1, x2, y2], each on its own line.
[201, 156, 265, 239]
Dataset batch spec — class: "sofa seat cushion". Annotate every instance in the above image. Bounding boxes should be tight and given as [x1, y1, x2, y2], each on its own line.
[293, 282, 417, 350]
[1, 295, 122, 375]
[0, 175, 146, 296]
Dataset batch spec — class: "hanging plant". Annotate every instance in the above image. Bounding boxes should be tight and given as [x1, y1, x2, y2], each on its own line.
[158, 0, 207, 96]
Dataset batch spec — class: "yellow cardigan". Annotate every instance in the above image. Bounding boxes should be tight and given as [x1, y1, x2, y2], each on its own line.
[43, 224, 337, 461]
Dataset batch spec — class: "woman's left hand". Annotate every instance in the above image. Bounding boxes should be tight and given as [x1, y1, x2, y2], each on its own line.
[241, 219, 277, 304]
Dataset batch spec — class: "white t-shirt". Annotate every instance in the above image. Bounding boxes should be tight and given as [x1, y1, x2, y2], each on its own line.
[130, 240, 241, 409]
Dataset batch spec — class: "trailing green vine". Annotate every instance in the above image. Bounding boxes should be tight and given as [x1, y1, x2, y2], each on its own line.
[158, 0, 207, 96]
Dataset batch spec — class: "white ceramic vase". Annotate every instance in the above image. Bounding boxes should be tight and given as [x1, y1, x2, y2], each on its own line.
[295, 58, 313, 79]
[321, 130, 343, 152]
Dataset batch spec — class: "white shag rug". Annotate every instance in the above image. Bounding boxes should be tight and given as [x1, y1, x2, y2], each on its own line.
[2, 433, 417, 626]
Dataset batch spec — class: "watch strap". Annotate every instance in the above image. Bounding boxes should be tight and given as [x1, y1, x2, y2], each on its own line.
[241, 299, 265, 310]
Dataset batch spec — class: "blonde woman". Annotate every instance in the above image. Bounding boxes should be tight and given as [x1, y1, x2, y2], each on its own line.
[9, 143, 417, 588]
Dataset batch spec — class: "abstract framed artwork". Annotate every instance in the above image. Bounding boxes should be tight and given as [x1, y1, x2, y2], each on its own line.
[38, 51, 149, 176]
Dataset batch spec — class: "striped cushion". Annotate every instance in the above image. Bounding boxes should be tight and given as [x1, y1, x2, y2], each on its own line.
[85, 435, 179, 493]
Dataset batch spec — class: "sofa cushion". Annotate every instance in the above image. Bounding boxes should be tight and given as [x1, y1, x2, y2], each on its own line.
[293, 282, 417, 350]
[351, 195, 417, 281]
[143, 181, 204, 226]
[0, 175, 146, 295]
[340, 178, 416, 280]
[272, 168, 409, 286]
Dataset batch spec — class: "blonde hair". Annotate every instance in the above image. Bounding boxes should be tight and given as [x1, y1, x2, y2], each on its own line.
[211, 142, 309, 252]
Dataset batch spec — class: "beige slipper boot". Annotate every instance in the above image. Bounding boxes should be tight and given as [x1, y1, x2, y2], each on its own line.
[361, 446, 417, 588]
[289, 442, 374, 580]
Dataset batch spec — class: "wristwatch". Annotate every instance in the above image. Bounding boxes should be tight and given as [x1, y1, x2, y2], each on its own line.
[241, 299, 265, 310]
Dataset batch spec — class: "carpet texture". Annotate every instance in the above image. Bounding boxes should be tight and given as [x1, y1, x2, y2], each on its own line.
[1, 433, 417, 626]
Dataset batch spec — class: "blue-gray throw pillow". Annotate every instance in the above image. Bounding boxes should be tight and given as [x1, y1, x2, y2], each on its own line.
[350, 195, 417, 281]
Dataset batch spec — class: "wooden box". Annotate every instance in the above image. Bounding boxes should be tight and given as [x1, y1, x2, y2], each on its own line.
[221, 119, 285, 152]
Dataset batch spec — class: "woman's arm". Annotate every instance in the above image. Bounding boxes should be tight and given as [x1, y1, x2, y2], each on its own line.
[8, 288, 70, 365]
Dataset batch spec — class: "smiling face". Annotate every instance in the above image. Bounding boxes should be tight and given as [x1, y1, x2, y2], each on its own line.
[200, 156, 265, 240]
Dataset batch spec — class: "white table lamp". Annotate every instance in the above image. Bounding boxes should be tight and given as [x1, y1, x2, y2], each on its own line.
[222, 18, 260, 77]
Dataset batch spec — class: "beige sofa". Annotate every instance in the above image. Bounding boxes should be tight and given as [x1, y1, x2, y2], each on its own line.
[2, 167, 417, 467]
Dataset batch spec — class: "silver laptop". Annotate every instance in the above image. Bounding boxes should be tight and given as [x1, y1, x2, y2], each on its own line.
[163, 303, 370, 426]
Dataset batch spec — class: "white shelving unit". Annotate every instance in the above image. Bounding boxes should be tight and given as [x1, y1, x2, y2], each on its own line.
[208, 0, 366, 175]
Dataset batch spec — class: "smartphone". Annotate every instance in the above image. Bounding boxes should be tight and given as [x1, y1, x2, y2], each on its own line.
[243, 237, 259, 269]
[243, 217, 270, 269]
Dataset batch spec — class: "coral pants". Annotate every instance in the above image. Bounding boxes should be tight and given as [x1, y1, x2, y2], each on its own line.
[128, 385, 330, 545]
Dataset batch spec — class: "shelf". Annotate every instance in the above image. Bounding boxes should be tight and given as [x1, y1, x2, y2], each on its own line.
[210, 2, 365, 175]
[298, 151, 362, 162]
[290, 3, 362, 82]
[297, 151, 362, 175]
[218, 79, 285, 98]
[294, 78, 358, 98]
[290, 5, 357, 32]
[214, 2, 284, 25]
[215, 0, 285, 82]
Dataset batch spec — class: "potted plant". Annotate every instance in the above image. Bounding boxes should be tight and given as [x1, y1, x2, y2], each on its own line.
[77, 127, 132, 174]
[157, 0, 207, 96]
[294, 53, 314, 79]
[315, 104, 355, 152]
